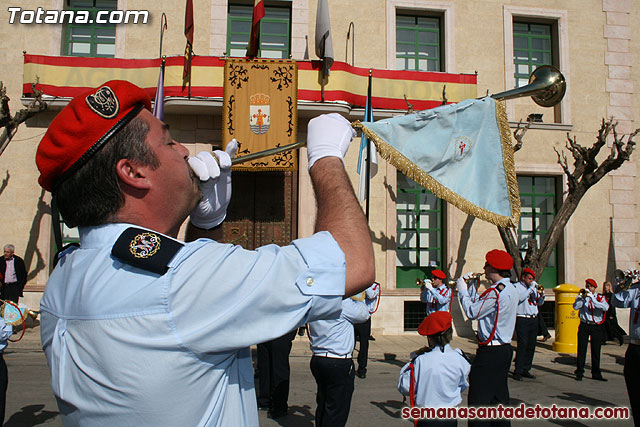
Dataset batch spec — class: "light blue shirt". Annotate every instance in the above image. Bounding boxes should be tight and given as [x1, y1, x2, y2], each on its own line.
[421, 284, 452, 315]
[573, 292, 609, 324]
[398, 344, 470, 407]
[0, 317, 13, 353]
[309, 297, 370, 356]
[458, 277, 519, 344]
[40, 223, 346, 427]
[613, 285, 640, 340]
[516, 281, 545, 317]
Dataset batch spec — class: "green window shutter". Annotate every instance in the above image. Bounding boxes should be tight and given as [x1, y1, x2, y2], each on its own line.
[513, 22, 552, 88]
[517, 176, 558, 287]
[227, 4, 291, 58]
[63, 0, 116, 58]
[396, 172, 444, 288]
[396, 14, 441, 72]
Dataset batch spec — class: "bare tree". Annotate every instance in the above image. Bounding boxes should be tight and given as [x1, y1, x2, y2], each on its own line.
[0, 81, 48, 156]
[499, 118, 637, 279]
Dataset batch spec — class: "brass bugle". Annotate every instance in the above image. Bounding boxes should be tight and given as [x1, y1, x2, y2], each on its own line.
[537, 284, 545, 293]
[231, 66, 567, 166]
[579, 288, 587, 298]
[416, 278, 424, 287]
[614, 268, 637, 291]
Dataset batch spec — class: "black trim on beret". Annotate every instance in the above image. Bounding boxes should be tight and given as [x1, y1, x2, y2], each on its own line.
[52, 103, 144, 192]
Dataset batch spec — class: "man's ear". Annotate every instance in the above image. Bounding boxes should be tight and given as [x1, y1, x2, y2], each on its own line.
[115, 158, 151, 190]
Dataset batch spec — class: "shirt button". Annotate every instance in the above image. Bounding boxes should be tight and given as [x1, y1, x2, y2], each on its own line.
[306, 277, 314, 286]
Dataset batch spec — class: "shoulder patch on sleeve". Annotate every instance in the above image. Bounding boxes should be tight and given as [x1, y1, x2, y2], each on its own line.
[497, 283, 506, 292]
[111, 227, 184, 275]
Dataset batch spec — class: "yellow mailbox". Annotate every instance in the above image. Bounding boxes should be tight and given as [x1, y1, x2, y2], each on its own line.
[552, 284, 581, 353]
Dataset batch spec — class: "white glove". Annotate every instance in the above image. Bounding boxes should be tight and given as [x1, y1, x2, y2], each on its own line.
[188, 139, 238, 229]
[306, 113, 356, 170]
[456, 277, 468, 293]
[423, 279, 433, 290]
[463, 272, 474, 280]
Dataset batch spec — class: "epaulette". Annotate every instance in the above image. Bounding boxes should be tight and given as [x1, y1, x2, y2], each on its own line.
[111, 227, 184, 275]
[496, 283, 506, 292]
[53, 243, 80, 267]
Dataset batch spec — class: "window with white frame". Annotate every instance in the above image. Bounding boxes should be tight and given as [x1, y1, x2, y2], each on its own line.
[227, 1, 291, 58]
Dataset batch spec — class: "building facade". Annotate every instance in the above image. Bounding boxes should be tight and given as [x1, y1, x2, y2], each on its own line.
[0, 0, 638, 334]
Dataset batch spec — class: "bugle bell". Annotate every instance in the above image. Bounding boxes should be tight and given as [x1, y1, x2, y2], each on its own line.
[579, 288, 587, 298]
[537, 284, 545, 293]
[614, 269, 637, 291]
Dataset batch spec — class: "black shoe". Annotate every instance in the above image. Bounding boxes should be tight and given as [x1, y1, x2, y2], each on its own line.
[268, 409, 288, 419]
[521, 372, 536, 379]
[575, 374, 582, 381]
[512, 373, 523, 381]
[369, 335, 376, 341]
[356, 370, 366, 379]
[592, 375, 608, 382]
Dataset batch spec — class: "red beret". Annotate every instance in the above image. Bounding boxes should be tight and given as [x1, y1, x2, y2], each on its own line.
[418, 311, 452, 336]
[485, 249, 513, 271]
[431, 269, 446, 280]
[523, 268, 536, 279]
[585, 278, 597, 288]
[36, 80, 151, 191]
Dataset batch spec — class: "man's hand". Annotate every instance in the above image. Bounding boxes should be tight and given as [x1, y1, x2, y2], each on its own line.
[456, 277, 468, 293]
[188, 139, 238, 229]
[306, 113, 357, 170]
[423, 279, 433, 290]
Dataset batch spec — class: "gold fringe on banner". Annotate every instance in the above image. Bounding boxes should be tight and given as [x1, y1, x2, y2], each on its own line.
[353, 100, 520, 228]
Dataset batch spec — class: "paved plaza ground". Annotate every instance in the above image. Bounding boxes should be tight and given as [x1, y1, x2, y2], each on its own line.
[2, 327, 633, 426]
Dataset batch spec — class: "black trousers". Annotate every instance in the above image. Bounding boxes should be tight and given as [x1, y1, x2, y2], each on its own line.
[514, 317, 537, 375]
[0, 353, 7, 425]
[256, 329, 296, 413]
[310, 355, 355, 427]
[1, 282, 20, 303]
[536, 314, 551, 339]
[576, 322, 604, 376]
[467, 344, 513, 427]
[353, 318, 371, 374]
[624, 344, 640, 426]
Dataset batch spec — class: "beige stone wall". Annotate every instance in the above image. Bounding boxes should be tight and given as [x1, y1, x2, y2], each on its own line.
[0, 1, 638, 336]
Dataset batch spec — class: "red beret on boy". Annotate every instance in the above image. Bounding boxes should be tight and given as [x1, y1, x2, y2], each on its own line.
[418, 311, 452, 336]
[431, 269, 446, 280]
[485, 249, 513, 271]
[36, 80, 151, 191]
[523, 268, 536, 279]
[585, 278, 597, 288]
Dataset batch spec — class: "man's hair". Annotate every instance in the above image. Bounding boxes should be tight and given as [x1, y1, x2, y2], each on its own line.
[53, 117, 158, 227]
[429, 327, 453, 351]
[497, 269, 512, 279]
[3, 244, 14, 252]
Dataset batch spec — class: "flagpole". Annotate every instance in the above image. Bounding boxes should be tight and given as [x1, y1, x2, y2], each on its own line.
[364, 69, 372, 221]
[158, 13, 167, 58]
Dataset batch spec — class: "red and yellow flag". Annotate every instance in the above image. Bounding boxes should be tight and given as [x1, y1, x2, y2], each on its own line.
[246, 0, 265, 58]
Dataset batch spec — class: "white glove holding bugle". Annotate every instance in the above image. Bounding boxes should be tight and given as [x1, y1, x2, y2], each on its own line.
[188, 139, 238, 229]
[423, 279, 433, 290]
[306, 113, 357, 170]
[456, 272, 475, 293]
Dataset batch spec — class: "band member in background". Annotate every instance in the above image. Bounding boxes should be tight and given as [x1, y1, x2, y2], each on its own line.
[602, 280, 626, 346]
[0, 244, 27, 303]
[353, 282, 380, 379]
[573, 278, 609, 381]
[612, 270, 639, 425]
[457, 250, 518, 427]
[256, 328, 298, 419]
[309, 296, 370, 426]
[420, 269, 452, 315]
[513, 268, 544, 381]
[398, 311, 470, 427]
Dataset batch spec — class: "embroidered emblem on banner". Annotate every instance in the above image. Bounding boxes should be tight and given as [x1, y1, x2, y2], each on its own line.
[129, 232, 161, 259]
[249, 93, 271, 135]
[86, 86, 119, 119]
[454, 136, 472, 161]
